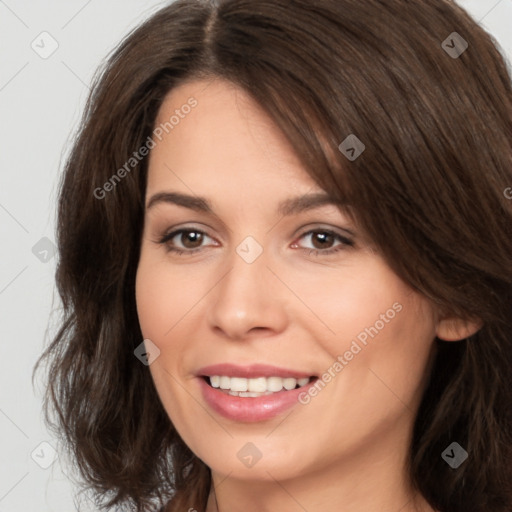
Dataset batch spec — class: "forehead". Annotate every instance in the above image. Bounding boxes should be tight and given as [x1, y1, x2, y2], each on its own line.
[146, 77, 320, 197]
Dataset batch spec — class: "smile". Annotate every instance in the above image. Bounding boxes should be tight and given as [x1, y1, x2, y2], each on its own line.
[196, 364, 319, 422]
[206, 375, 313, 397]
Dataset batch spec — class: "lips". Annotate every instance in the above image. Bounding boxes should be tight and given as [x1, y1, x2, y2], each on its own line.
[196, 363, 315, 379]
[196, 363, 318, 422]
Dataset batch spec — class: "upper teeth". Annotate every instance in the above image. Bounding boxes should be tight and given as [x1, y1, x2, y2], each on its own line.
[209, 376, 310, 392]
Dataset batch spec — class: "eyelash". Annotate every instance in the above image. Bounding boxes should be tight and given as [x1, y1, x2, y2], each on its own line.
[156, 228, 354, 257]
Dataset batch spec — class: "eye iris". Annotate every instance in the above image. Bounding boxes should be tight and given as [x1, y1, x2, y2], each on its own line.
[181, 231, 203, 249]
[312, 232, 334, 249]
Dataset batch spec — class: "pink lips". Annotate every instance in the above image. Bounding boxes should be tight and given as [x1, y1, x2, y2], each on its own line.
[197, 363, 314, 379]
[196, 363, 317, 422]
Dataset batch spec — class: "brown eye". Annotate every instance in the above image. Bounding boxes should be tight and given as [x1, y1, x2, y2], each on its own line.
[158, 228, 214, 255]
[294, 229, 354, 257]
[178, 230, 204, 249]
[310, 232, 336, 250]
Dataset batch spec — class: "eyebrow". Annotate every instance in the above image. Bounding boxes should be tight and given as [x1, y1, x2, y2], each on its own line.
[146, 191, 348, 217]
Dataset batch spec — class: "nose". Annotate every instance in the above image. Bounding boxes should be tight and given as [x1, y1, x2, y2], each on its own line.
[207, 243, 289, 341]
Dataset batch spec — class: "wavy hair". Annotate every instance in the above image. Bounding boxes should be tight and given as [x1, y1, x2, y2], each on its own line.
[33, 0, 512, 511]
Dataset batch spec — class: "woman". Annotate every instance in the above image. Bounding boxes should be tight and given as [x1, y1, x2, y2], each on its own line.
[33, 0, 512, 511]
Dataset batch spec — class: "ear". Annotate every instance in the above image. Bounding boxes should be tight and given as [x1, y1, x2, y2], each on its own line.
[435, 314, 483, 342]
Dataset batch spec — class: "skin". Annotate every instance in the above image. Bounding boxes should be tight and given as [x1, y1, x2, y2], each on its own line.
[135, 77, 481, 512]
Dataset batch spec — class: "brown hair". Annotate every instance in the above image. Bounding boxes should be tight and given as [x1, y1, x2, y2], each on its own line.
[33, 0, 512, 511]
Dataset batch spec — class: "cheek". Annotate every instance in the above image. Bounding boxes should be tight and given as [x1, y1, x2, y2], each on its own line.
[326, 292, 435, 416]
[135, 261, 162, 339]
[292, 261, 413, 351]
[135, 252, 205, 339]
[135, 256, 197, 426]
[302, 265, 436, 400]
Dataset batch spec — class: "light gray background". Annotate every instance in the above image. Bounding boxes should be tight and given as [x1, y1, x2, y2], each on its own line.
[1, 1, 511, 510]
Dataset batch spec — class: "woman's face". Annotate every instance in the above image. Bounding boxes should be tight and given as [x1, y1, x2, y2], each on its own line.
[135, 77, 441, 482]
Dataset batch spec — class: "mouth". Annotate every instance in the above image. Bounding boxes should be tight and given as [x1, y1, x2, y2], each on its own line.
[195, 363, 319, 421]
[201, 375, 317, 397]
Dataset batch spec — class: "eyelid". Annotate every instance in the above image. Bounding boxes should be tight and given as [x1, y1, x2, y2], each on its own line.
[156, 225, 217, 247]
[292, 227, 354, 250]
[294, 223, 354, 238]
